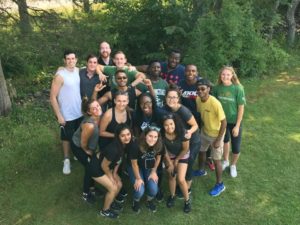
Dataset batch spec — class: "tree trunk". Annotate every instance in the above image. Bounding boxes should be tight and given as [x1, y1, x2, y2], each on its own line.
[0, 60, 12, 116]
[14, 0, 32, 34]
[287, 0, 300, 47]
[83, 0, 90, 13]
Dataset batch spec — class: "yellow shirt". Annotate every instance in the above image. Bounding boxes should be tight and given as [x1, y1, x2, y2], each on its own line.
[196, 95, 226, 137]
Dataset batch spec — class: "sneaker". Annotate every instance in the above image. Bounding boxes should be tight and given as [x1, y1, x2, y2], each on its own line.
[230, 165, 237, 178]
[120, 187, 128, 197]
[110, 201, 123, 212]
[82, 192, 95, 204]
[183, 199, 191, 213]
[63, 158, 71, 175]
[222, 160, 229, 171]
[132, 200, 141, 213]
[100, 209, 118, 219]
[166, 195, 175, 208]
[146, 199, 157, 213]
[90, 187, 104, 198]
[176, 187, 183, 199]
[115, 193, 125, 203]
[193, 169, 207, 177]
[156, 189, 164, 202]
[207, 160, 215, 171]
[209, 182, 226, 197]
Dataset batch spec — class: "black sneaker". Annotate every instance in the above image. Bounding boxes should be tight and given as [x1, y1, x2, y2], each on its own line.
[183, 199, 191, 213]
[100, 209, 118, 219]
[176, 188, 184, 199]
[82, 192, 95, 204]
[90, 187, 104, 198]
[132, 200, 141, 213]
[110, 201, 123, 212]
[166, 195, 175, 208]
[115, 193, 125, 203]
[156, 189, 164, 202]
[120, 187, 128, 197]
[146, 199, 157, 213]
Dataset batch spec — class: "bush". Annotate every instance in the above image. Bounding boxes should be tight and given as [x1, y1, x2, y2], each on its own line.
[184, 0, 290, 79]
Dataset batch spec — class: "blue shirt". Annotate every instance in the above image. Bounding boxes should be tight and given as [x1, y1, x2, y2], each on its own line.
[160, 62, 185, 85]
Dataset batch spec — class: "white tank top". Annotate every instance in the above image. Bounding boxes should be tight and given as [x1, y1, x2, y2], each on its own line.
[57, 68, 82, 121]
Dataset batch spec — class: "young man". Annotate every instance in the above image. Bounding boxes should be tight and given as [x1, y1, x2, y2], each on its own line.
[50, 50, 83, 175]
[160, 50, 185, 85]
[96, 51, 145, 89]
[196, 79, 227, 196]
[98, 41, 114, 66]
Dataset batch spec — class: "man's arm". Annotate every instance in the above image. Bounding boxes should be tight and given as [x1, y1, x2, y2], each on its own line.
[50, 75, 65, 125]
[213, 118, 227, 148]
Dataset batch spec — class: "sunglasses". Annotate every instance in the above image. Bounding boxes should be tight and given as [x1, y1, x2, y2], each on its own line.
[163, 113, 175, 120]
[197, 87, 207, 92]
[148, 125, 161, 132]
[117, 76, 127, 80]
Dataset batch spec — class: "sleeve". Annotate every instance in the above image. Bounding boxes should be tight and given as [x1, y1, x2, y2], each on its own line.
[127, 70, 138, 83]
[215, 100, 226, 121]
[236, 85, 246, 106]
[103, 66, 114, 77]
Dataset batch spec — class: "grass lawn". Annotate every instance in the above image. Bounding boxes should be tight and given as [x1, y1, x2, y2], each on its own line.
[0, 70, 300, 225]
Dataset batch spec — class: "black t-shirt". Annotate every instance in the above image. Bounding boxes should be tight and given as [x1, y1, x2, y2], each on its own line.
[127, 140, 163, 169]
[100, 141, 123, 170]
[163, 132, 188, 156]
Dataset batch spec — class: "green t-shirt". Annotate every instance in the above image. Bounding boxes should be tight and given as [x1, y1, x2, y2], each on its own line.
[137, 78, 169, 107]
[212, 84, 246, 124]
[103, 66, 137, 89]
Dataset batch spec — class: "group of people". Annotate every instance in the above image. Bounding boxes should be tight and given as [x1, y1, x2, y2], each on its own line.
[50, 41, 246, 219]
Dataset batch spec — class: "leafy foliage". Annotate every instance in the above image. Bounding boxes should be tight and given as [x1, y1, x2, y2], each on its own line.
[184, 0, 290, 78]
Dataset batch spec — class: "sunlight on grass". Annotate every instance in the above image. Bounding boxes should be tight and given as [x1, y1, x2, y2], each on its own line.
[254, 194, 278, 216]
[14, 213, 32, 225]
[261, 116, 274, 123]
[288, 133, 300, 143]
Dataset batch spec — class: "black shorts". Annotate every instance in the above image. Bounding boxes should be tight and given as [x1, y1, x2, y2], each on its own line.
[60, 117, 83, 141]
[89, 153, 105, 178]
[224, 123, 242, 154]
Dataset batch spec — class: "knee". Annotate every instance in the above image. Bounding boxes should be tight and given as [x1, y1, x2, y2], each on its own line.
[177, 177, 186, 186]
[147, 181, 158, 197]
[134, 184, 145, 200]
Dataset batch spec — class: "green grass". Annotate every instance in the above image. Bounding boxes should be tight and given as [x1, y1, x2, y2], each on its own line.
[1, 70, 300, 225]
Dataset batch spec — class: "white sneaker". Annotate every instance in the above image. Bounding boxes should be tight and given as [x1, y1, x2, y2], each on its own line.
[222, 160, 229, 171]
[73, 156, 78, 161]
[63, 158, 71, 175]
[230, 165, 237, 178]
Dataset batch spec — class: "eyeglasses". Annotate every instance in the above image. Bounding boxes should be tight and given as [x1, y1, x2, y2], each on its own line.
[197, 87, 207, 92]
[117, 76, 127, 80]
[166, 96, 178, 100]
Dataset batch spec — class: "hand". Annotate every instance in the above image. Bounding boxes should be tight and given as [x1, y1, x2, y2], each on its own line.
[232, 126, 240, 137]
[184, 130, 192, 139]
[213, 138, 221, 148]
[128, 65, 137, 71]
[174, 159, 179, 169]
[98, 73, 107, 82]
[148, 171, 158, 183]
[134, 178, 144, 191]
[94, 83, 106, 92]
[58, 115, 66, 126]
[143, 78, 152, 87]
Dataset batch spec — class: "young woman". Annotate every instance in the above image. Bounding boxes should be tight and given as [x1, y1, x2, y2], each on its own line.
[164, 84, 201, 194]
[71, 97, 102, 203]
[90, 124, 133, 218]
[162, 113, 191, 213]
[213, 66, 246, 178]
[99, 90, 132, 148]
[127, 125, 163, 213]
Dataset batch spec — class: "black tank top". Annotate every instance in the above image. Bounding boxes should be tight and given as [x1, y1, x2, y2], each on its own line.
[111, 87, 137, 110]
[98, 107, 132, 149]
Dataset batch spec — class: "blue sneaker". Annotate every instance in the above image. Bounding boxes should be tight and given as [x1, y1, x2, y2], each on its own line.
[193, 170, 207, 177]
[209, 183, 225, 196]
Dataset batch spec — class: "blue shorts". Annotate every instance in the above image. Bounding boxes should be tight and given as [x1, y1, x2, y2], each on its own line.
[224, 123, 242, 154]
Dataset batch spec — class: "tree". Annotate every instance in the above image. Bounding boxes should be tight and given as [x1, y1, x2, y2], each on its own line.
[0, 59, 12, 116]
[13, 0, 32, 34]
[286, 0, 300, 47]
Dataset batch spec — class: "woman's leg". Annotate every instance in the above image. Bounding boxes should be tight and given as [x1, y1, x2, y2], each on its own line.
[127, 166, 145, 200]
[143, 168, 158, 199]
[93, 175, 118, 210]
[177, 163, 189, 201]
